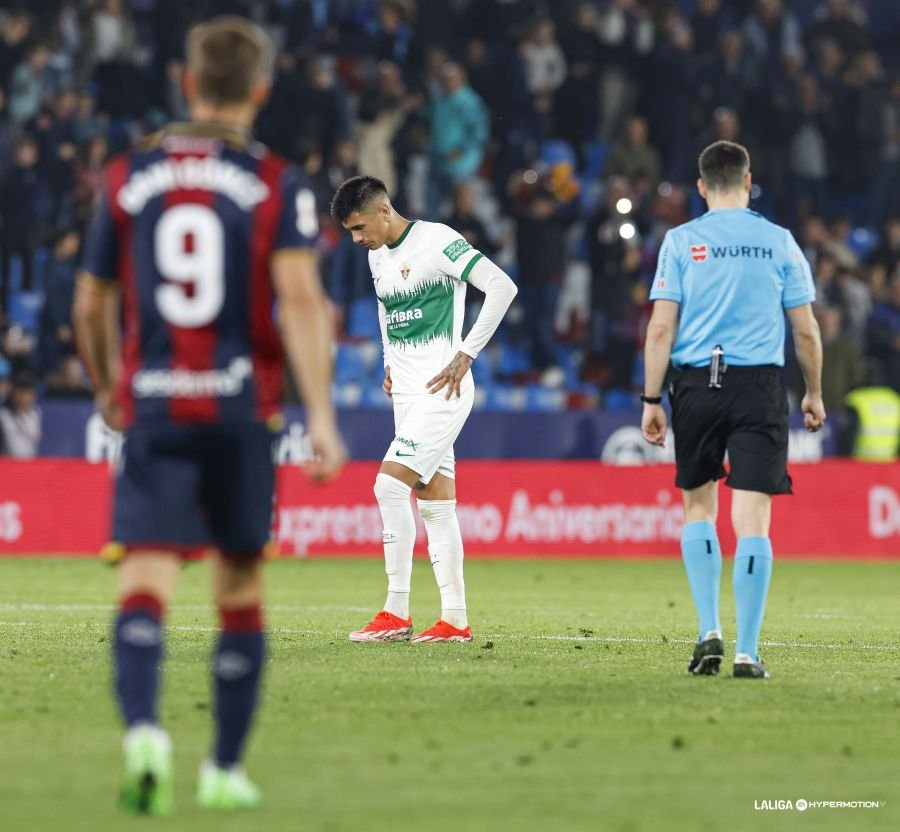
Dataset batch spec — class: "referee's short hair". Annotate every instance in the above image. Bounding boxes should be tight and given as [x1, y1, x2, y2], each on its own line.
[698, 141, 750, 191]
[330, 175, 389, 223]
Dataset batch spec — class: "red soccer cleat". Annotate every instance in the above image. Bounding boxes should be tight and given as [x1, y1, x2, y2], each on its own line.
[410, 620, 473, 643]
[348, 610, 413, 643]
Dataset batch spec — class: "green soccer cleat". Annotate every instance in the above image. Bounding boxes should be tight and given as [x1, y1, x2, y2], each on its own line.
[120, 724, 174, 816]
[197, 760, 262, 810]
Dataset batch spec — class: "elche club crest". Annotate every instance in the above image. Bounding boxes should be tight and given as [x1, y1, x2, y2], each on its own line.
[691, 244, 708, 263]
[400, 262, 411, 280]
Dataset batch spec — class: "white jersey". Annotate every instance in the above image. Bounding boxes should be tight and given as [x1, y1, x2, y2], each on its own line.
[369, 221, 482, 399]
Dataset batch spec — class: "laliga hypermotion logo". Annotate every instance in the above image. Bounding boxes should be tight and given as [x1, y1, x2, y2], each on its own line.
[400, 262, 411, 280]
[691, 244, 708, 262]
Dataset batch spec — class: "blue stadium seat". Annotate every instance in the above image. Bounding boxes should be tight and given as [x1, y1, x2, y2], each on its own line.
[847, 228, 878, 261]
[334, 343, 369, 384]
[496, 344, 532, 377]
[8, 291, 43, 334]
[524, 385, 565, 412]
[581, 141, 609, 179]
[362, 381, 393, 409]
[539, 139, 577, 168]
[484, 385, 526, 411]
[347, 297, 382, 340]
[604, 388, 638, 412]
[331, 382, 362, 409]
[470, 352, 493, 384]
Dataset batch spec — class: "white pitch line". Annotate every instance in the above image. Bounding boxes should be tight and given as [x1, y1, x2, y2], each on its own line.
[1, 619, 898, 652]
[530, 635, 900, 651]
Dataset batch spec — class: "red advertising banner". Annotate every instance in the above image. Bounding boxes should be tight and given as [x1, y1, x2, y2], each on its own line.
[0, 459, 898, 558]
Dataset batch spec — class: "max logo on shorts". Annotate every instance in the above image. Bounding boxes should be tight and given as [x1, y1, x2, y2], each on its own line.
[691, 244, 708, 262]
[394, 436, 419, 456]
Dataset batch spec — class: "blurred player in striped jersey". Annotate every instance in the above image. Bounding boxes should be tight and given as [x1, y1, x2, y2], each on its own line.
[331, 176, 517, 644]
[75, 17, 345, 815]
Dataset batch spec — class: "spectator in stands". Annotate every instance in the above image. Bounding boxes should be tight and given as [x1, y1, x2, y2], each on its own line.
[810, 304, 865, 412]
[45, 354, 92, 399]
[357, 61, 416, 198]
[0, 135, 48, 308]
[605, 115, 662, 199]
[586, 176, 642, 387]
[695, 30, 747, 121]
[425, 62, 488, 219]
[509, 163, 579, 373]
[39, 228, 80, 376]
[8, 45, 51, 126]
[0, 88, 20, 186]
[0, 355, 10, 402]
[372, 0, 416, 70]
[867, 274, 900, 391]
[690, 0, 735, 59]
[0, 368, 41, 458]
[740, 0, 803, 97]
[442, 182, 498, 262]
[597, 0, 655, 141]
[785, 73, 829, 225]
[520, 17, 567, 136]
[0, 12, 32, 94]
[867, 217, 900, 278]
[555, 3, 602, 157]
[869, 72, 900, 228]
[2, 324, 35, 376]
[806, 0, 869, 60]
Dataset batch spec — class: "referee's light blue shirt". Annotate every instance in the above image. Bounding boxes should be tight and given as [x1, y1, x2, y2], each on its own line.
[649, 208, 816, 368]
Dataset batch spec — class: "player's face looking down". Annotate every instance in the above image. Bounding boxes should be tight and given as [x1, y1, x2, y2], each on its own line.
[342, 199, 392, 249]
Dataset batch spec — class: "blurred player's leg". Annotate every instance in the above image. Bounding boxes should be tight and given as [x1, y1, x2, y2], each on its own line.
[115, 552, 180, 815]
[731, 490, 773, 679]
[198, 553, 265, 809]
[681, 483, 724, 675]
[349, 471, 416, 642]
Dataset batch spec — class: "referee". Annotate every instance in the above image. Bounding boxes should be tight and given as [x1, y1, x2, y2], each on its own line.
[641, 140, 825, 679]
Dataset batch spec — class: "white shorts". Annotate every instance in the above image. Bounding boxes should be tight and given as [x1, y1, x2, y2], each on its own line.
[384, 387, 475, 484]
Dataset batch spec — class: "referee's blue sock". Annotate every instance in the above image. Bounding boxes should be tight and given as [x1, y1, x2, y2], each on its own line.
[680, 521, 722, 641]
[733, 537, 774, 660]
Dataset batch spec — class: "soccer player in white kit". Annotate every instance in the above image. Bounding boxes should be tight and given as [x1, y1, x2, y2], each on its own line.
[331, 176, 517, 643]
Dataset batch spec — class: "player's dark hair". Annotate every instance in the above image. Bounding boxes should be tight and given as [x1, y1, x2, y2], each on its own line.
[330, 176, 389, 223]
[186, 16, 273, 107]
[698, 141, 750, 191]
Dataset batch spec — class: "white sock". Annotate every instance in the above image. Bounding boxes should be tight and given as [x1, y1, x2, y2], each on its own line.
[374, 473, 415, 620]
[417, 498, 467, 629]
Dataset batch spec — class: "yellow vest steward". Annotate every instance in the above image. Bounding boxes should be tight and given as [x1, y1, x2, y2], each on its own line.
[845, 387, 900, 462]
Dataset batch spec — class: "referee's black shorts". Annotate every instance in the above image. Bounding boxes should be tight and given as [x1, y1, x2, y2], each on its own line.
[669, 365, 792, 495]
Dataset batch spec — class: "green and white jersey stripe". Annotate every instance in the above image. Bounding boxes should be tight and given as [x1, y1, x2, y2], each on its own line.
[370, 221, 481, 399]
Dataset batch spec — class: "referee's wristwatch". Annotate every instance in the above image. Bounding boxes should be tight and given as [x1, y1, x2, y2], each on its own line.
[640, 394, 662, 405]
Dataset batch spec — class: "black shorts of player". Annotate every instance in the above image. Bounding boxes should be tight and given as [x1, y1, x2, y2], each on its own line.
[112, 422, 278, 559]
[669, 365, 792, 494]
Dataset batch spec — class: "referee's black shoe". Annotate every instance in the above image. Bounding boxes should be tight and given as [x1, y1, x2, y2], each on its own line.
[733, 652, 770, 679]
[688, 631, 724, 676]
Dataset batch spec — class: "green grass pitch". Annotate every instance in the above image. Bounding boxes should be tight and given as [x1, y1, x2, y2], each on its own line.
[1, 557, 898, 832]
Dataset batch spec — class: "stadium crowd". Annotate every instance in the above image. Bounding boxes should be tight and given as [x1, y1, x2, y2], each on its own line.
[0, 0, 897, 455]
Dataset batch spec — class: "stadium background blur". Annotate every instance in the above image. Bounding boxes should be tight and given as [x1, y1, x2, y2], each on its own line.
[0, 0, 897, 458]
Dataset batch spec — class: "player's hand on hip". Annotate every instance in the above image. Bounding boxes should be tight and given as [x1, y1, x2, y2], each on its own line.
[801, 393, 826, 432]
[382, 366, 392, 398]
[96, 388, 124, 433]
[641, 404, 667, 447]
[305, 420, 348, 483]
[426, 351, 473, 399]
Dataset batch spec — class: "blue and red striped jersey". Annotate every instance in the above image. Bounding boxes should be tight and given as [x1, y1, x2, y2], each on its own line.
[82, 123, 319, 427]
